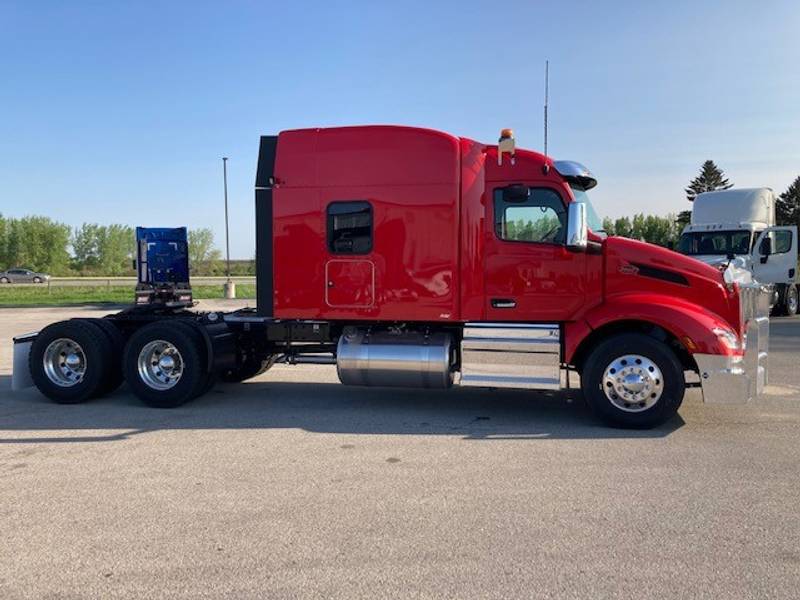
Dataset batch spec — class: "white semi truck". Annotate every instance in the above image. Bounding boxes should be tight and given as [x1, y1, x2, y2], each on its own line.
[677, 188, 799, 316]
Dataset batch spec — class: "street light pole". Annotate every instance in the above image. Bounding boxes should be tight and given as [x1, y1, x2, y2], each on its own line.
[222, 157, 231, 279]
[222, 157, 235, 299]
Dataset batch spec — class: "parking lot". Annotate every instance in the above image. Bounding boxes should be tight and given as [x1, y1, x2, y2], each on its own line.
[1, 303, 799, 599]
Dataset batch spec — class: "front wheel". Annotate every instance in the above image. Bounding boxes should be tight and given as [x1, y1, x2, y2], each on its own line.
[32, 277, 42, 284]
[785, 285, 798, 317]
[581, 333, 685, 429]
[0, 277, 9, 284]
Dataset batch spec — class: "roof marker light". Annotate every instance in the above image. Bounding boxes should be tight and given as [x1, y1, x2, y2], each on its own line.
[498, 129, 516, 166]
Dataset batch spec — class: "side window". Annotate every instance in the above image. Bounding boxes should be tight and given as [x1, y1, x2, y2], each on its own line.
[774, 230, 792, 254]
[327, 201, 373, 254]
[494, 187, 566, 244]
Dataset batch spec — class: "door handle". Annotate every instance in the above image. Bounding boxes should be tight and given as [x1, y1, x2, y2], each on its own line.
[491, 298, 516, 309]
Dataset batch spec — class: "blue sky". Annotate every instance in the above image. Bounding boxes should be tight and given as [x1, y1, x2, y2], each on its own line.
[1, 0, 798, 258]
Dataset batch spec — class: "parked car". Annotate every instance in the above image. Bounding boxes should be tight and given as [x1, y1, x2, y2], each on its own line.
[0, 268, 50, 284]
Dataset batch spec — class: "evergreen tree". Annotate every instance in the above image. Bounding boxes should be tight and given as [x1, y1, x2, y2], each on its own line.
[675, 210, 692, 229]
[685, 160, 733, 202]
[677, 160, 734, 230]
[776, 176, 800, 228]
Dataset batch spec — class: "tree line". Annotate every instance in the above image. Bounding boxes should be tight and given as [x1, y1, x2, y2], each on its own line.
[603, 161, 800, 246]
[2, 162, 799, 274]
[0, 216, 253, 276]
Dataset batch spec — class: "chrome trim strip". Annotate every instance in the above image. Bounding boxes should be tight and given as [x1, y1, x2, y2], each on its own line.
[459, 323, 561, 391]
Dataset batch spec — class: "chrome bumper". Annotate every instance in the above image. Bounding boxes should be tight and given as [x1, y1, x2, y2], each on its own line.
[695, 283, 770, 404]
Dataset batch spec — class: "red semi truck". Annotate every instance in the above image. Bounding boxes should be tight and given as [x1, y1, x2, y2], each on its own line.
[12, 126, 770, 427]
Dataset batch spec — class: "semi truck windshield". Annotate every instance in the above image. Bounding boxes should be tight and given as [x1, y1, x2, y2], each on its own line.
[678, 230, 752, 255]
[569, 185, 604, 233]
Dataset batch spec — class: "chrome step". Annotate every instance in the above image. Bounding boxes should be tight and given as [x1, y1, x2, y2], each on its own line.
[458, 323, 561, 390]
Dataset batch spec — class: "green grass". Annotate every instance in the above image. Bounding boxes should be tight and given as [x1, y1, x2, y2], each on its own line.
[0, 284, 256, 307]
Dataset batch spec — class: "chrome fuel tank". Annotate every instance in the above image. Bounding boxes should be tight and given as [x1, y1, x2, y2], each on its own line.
[336, 329, 454, 389]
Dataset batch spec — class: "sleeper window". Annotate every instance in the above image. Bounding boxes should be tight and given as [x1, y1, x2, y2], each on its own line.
[327, 201, 373, 254]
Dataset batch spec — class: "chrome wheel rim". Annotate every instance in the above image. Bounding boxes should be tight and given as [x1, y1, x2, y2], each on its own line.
[43, 338, 86, 387]
[137, 340, 184, 390]
[602, 354, 663, 413]
[789, 290, 798, 314]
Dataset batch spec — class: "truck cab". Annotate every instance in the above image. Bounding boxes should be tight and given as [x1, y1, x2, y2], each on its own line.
[677, 188, 798, 315]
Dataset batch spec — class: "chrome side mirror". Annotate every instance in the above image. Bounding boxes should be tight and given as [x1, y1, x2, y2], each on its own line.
[566, 201, 588, 251]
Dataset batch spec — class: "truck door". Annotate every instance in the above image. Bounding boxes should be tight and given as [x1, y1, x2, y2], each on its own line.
[752, 226, 798, 284]
[483, 184, 585, 322]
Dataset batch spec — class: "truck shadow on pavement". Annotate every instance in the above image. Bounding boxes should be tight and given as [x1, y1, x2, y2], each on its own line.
[0, 375, 684, 443]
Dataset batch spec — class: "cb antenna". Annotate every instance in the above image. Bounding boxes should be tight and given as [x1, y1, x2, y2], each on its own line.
[543, 60, 549, 158]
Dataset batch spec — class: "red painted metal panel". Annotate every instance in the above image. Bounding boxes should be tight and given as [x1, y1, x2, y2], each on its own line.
[325, 260, 375, 307]
[458, 137, 487, 321]
[272, 126, 460, 321]
[603, 236, 740, 331]
[482, 181, 587, 322]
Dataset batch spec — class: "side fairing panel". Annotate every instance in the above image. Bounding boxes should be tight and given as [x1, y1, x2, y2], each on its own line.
[459, 138, 487, 321]
[272, 127, 461, 321]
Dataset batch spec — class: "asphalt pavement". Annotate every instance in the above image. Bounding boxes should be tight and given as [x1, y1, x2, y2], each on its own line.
[1, 304, 798, 599]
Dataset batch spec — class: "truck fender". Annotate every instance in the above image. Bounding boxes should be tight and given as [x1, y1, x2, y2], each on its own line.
[564, 293, 737, 365]
[188, 319, 238, 373]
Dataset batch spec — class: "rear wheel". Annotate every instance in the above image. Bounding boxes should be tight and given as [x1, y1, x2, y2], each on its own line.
[89, 318, 126, 394]
[785, 285, 798, 317]
[123, 321, 208, 408]
[29, 320, 113, 404]
[581, 333, 685, 429]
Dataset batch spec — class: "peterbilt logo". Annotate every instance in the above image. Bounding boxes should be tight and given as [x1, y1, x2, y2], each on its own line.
[619, 263, 639, 275]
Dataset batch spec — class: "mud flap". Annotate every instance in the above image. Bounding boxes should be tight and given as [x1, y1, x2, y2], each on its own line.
[11, 332, 37, 391]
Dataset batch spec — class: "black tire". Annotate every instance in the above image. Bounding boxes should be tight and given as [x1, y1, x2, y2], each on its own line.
[0, 277, 9, 283]
[220, 355, 276, 383]
[123, 320, 208, 408]
[33, 277, 42, 284]
[581, 333, 685, 429]
[176, 320, 217, 396]
[785, 285, 799, 317]
[29, 319, 113, 404]
[88, 318, 126, 394]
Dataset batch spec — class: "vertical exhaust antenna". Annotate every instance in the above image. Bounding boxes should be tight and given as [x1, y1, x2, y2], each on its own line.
[543, 60, 550, 174]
